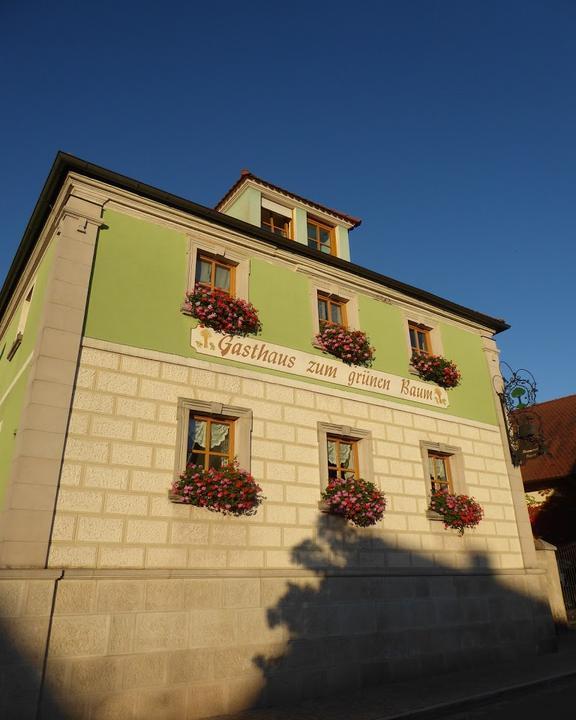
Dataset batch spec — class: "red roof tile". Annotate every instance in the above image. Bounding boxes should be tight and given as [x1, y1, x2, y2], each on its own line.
[214, 171, 362, 228]
[521, 394, 576, 487]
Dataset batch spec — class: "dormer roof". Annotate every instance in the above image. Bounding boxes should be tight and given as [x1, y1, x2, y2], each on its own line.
[215, 170, 362, 230]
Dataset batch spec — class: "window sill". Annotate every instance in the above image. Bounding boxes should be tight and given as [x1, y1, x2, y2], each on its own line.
[6, 332, 23, 362]
[426, 509, 444, 522]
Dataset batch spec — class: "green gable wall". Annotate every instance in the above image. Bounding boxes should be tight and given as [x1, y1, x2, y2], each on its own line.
[84, 210, 498, 425]
[0, 241, 56, 507]
[224, 186, 261, 226]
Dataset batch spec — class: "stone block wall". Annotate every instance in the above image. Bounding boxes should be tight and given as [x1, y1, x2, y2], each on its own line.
[0, 567, 556, 720]
[48, 341, 524, 572]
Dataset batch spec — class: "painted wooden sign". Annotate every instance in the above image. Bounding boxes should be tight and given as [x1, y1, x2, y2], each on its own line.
[191, 328, 449, 408]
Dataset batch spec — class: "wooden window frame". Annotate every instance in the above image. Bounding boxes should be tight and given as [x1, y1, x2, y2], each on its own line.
[317, 291, 348, 330]
[307, 217, 336, 255]
[408, 321, 432, 356]
[317, 423, 374, 490]
[327, 434, 360, 480]
[186, 414, 235, 470]
[175, 399, 252, 477]
[261, 207, 292, 239]
[427, 450, 453, 494]
[195, 251, 236, 296]
[419, 441, 466, 520]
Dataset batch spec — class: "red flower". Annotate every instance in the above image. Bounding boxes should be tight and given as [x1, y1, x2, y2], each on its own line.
[170, 460, 264, 517]
[411, 352, 461, 389]
[429, 488, 483, 534]
[321, 477, 386, 527]
[183, 284, 262, 337]
[315, 326, 375, 367]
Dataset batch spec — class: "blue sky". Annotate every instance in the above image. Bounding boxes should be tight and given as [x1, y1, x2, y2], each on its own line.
[1, 1, 574, 402]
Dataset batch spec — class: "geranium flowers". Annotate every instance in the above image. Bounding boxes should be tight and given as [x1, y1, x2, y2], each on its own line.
[429, 488, 483, 535]
[183, 284, 262, 337]
[315, 325, 375, 367]
[320, 476, 386, 527]
[411, 352, 461, 389]
[170, 461, 263, 517]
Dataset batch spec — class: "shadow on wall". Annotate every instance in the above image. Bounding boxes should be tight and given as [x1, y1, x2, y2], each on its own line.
[245, 514, 556, 714]
[0, 615, 67, 720]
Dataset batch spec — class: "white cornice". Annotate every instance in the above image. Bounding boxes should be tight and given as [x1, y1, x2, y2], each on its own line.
[32, 174, 498, 338]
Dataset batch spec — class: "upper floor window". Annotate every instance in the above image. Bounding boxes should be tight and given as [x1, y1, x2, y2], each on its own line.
[307, 218, 335, 255]
[195, 252, 235, 295]
[261, 198, 292, 239]
[409, 321, 431, 356]
[317, 292, 347, 330]
[327, 435, 359, 480]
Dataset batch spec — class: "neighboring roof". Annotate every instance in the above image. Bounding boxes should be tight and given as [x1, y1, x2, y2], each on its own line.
[522, 394, 576, 487]
[0, 152, 510, 334]
[215, 169, 363, 229]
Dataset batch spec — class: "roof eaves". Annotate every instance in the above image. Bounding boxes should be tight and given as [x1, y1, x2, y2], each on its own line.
[0, 153, 509, 335]
[215, 172, 362, 229]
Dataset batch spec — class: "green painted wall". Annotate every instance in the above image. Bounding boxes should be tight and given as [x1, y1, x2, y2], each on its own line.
[335, 226, 351, 261]
[85, 210, 499, 425]
[0, 240, 56, 507]
[84, 210, 190, 355]
[225, 186, 261, 226]
[293, 208, 308, 248]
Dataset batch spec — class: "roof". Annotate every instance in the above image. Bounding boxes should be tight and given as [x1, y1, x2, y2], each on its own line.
[0, 152, 510, 334]
[522, 394, 576, 488]
[215, 170, 362, 229]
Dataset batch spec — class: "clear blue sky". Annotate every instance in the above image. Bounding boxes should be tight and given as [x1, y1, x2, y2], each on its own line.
[1, 1, 574, 402]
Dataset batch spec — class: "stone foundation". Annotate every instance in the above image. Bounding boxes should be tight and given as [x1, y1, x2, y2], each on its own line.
[0, 564, 556, 720]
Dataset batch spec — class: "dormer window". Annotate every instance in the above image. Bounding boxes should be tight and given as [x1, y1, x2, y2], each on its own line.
[307, 217, 335, 255]
[261, 198, 292, 239]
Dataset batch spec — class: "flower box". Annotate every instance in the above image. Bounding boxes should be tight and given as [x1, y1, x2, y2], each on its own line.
[411, 352, 461, 389]
[429, 489, 483, 535]
[315, 325, 375, 367]
[320, 477, 386, 527]
[182, 284, 262, 337]
[170, 461, 263, 517]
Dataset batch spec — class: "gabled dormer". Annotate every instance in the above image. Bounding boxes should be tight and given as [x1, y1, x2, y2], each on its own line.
[215, 170, 361, 262]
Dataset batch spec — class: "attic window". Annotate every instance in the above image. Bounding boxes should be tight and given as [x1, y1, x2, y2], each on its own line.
[307, 218, 335, 255]
[261, 198, 292, 239]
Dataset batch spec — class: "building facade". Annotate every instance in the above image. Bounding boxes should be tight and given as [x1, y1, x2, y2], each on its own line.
[0, 155, 555, 719]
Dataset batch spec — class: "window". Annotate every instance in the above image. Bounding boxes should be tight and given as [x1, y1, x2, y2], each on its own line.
[261, 208, 291, 238]
[327, 435, 359, 480]
[317, 292, 347, 330]
[317, 423, 374, 487]
[176, 399, 252, 475]
[427, 451, 453, 493]
[195, 252, 235, 295]
[7, 283, 34, 361]
[420, 441, 465, 516]
[409, 321, 431, 356]
[261, 198, 292, 239]
[186, 415, 234, 470]
[307, 218, 335, 255]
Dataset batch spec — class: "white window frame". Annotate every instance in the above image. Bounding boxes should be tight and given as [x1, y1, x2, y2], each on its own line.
[175, 399, 253, 477]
